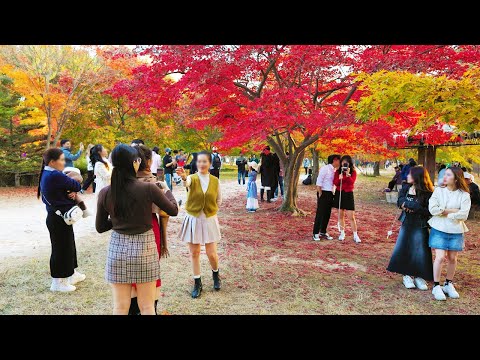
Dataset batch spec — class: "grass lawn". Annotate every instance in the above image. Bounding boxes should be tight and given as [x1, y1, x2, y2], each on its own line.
[0, 172, 479, 315]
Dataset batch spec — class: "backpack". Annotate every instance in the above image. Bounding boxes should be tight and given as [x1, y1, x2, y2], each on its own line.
[212, 153, 222, 169]
[302, 175, 312, 185]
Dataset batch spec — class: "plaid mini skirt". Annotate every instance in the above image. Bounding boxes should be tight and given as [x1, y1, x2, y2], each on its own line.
[106, 230, 160, 284]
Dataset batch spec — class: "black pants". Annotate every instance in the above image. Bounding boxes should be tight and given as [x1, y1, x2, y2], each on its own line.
[313, 191, 333, 235]
[210, 168, 220, 178]
[82, 170, 96, 192]
[46, 212, 78, 278]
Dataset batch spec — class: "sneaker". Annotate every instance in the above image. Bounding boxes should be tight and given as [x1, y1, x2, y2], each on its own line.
[432, 285, 446, 301]
[320, 233, 333, 240]
[338, 231, 345, 241]
[271, 197, 278, 202]
[313, 234, 321, 241]
[69, 270, 86, 285]
[403, 275, 416, 289]
[414, 277, 428, 290]
[50, 278, 76, 292]
[82, 209, 93, 218]
[353, 234, 361, 243]
[443, 282, 460, 299]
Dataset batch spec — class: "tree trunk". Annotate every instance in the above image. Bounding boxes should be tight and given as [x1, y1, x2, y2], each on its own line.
[311, 148, 319, 185]
[14, 173, 21, 187]
[373, 161, 380, 176]
[267, 133, 319, 214]
[280, 148, 305, 214]
[417, 146, 436, 183]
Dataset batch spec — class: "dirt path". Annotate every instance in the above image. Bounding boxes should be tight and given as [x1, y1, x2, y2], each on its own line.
[0, 179, 244, 261]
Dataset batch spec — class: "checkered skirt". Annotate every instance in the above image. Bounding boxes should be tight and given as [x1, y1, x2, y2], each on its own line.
[106, 230, 160, 284]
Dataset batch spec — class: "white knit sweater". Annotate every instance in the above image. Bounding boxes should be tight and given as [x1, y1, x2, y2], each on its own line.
[428, 186, 471, 234]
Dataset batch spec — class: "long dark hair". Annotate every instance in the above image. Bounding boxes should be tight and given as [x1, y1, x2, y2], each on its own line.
[447, 167, 470, 193]
[136, 144, 152, 172]
[337, 155, 355, 174]
[90, 144, 109, 170]
[409, 166, 434, 204]
[110, 144, 138, 219]
[37, 148, 64, 199]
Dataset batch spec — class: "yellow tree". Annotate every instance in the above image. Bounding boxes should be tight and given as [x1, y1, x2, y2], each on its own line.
[0, 45, 109, 148]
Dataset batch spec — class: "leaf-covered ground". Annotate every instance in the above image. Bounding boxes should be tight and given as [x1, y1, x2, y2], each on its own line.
[0, 174, 479, 315]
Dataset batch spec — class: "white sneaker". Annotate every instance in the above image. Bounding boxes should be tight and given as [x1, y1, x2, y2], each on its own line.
[82, 209, 93, 218]
[414, 277, 428, 290]
[353, 234, 361, 243]
[50, 278, 76, 292]
[338, 231, 345, 241]
[403, 275, 416, 289]
[432, 285, 446, 301]
[313, 234, 321, 241]
[443, 282, 460, 299]
[69, 270, 86, 285]
[322, 233, 334, 240]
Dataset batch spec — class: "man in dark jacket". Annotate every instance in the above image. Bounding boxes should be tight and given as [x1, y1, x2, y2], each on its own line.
[259, 146, 279, 203]
[464, 172, 480, 206]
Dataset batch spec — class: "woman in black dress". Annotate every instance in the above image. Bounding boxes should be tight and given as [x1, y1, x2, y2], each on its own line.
[387, 166, 434, 290]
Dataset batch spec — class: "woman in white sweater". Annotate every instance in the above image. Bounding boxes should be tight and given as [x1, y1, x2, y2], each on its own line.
[428, 167, 471, 301]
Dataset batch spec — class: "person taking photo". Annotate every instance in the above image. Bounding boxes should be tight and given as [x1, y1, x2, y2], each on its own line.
[313, 154, 340, 241]
[333, 155, 361, 243]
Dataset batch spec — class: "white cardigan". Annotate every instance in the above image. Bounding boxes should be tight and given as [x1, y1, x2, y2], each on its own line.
[428, 186, 471, 234]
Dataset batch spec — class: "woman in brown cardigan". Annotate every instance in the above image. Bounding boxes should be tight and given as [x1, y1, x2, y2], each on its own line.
[130, 144, 172, 315]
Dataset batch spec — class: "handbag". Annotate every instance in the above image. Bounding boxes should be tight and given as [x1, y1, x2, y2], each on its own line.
[56, 206, 83, 225]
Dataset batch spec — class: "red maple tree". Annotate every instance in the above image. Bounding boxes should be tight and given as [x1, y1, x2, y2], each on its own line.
[110, 45, 478, 213]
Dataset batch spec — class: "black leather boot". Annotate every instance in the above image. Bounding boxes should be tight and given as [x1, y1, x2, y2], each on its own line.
[260, 189, 265, 202]
[191, 277, 202, 299]
[212, 270, 221, 291]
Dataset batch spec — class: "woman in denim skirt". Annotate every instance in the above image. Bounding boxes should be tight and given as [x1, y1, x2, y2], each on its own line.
[428, 167, 471, 301]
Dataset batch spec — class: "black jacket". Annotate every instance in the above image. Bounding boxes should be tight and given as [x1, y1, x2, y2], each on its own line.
[397, 184, 432, 227]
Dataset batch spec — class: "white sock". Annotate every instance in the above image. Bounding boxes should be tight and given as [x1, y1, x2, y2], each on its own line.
[193, 275, 201, 279]
[353, 232, 358, 237]
[212, 269, 219, 272]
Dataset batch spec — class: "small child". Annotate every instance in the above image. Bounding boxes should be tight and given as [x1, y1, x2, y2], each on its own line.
[65, 169, 92, 218]
[246, 162, 259, 213]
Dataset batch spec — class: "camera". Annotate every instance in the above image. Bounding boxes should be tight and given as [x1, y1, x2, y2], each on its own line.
[341, 162, 349, 173]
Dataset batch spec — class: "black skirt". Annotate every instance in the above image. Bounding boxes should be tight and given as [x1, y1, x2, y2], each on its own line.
[333, 191, 355, 211]
[387, 220, 434, 281]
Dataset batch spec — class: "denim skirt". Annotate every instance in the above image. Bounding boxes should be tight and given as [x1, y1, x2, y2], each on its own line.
[429, 227, 464, 251]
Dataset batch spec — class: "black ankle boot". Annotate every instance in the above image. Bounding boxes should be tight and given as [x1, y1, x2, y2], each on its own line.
[191, 277, 202, 299]
[212, 270, 221, 291]
[128, 297, 141, 315]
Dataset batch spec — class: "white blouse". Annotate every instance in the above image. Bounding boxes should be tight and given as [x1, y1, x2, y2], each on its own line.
[94, 158, 112, 195]
[428, 186, 471, 234]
